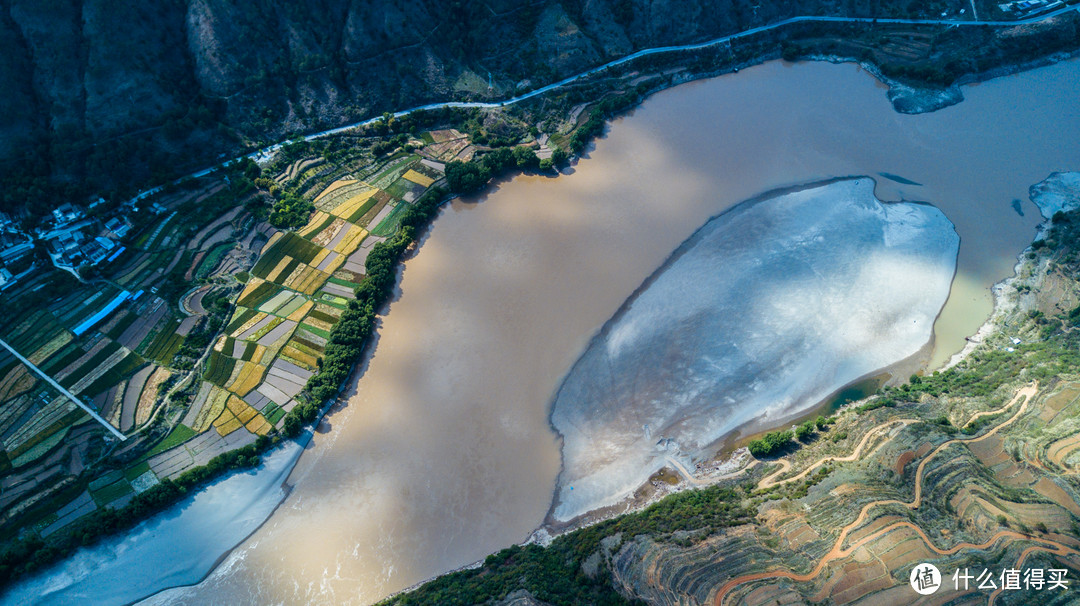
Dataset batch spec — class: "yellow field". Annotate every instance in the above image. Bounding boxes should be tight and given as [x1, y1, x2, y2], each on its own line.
[282, 345, 319, 369]
[304, 316, 334, 332]
[249, 344, 267, 362]
[330, 188, 378, 218]
[29, 332, 74, 365]
[0, 366, 36, 402]
[214, 411, 243, 437]
[402, 169, 435, 187]
[135, 367, 172, 427]
[267, 255, 295, 283]
[261, 232, 283, 255]
[282, 264, 314, 291]
[236, 404, 257, 424]
[334, 225, 368, 255]
[296, 268, 330, 295]
[226, 361, 266, 396]
[230, 312, 268, 338]
[310, 248, 331, 267]
[226, 394, 258, 425]
[194, 386, 230, 432]
[314, 178, 359, 203]
[245, 415, 271, 435]
[322, 254, 346, 275]
[287, 300, 315, 323]
[239, 277, 266, 301]
[297, 211, 331, 238]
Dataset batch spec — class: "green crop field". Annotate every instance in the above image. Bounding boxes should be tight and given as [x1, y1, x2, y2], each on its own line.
[143, 328, 185, 366]
[60, 341, 122, 390]
[371, 155, 419, 189]
[141, 423, 196, 460]
[269, 258, 300, 285]
[326, 276, 360, 289]
[299, 323, 331, 340]
[307, 309, 339, 325]
[123, 461, 151, 482]
[5, 311, 64, 354]
[238, 281, 279, 308]
[205, 351, 237, 387]
[80, 354, 145, 398]
[90, 480, 133, 507]
[370, 202, 411, 237]
[291, 334, 325, 353]
[9, 426, 70, 469]
[346, 196, 381, 224]
[255, 233, 323, 272]
[52, 287, 110, 325]
[384, 178, 414, 200]
[267, 407, 286, 426]
[319, 293, 348, 308]
[225, 308, 258, 334]
[39, 343, 85, 375]
[103, 312, 138, 340]
[195, 242, 233, 280]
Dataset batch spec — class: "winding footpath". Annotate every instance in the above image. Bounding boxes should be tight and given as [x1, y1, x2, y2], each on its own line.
[713, 382, 1080, 605]
[757, 419, 918, 490]
[126, 5, 1080, 205]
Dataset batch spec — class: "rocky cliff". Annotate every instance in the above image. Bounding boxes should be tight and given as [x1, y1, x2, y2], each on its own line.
[0, 0, 918, 212]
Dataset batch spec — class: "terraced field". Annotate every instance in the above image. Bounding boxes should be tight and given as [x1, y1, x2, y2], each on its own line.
[197, 153, 444, 438]
[0, 135, 445, 561]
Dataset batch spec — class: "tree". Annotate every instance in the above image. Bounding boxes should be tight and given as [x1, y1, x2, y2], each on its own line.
[551, 147, 568, 167]
[513, 146, 539, 170]
[282, 413, 302, 437]
[445, 160, 491, 194]
[795, 421, 815, 442]
[747, 429, 794, 457]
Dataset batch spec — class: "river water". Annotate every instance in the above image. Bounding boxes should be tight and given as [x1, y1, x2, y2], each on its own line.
[8, 58, 1080, 605]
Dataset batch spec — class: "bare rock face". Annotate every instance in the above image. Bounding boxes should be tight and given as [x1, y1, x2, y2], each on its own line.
[0, 0, 884, 208]
[494, 589, 555, 606]
[550, 179, 959, 522]
[1030, 172, 1080, 219]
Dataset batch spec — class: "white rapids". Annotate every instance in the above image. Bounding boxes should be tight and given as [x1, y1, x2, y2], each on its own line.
[550, 178, 959, 521]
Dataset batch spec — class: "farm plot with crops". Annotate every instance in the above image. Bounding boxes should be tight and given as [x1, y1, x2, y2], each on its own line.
[313, 180, 376, 215]
[370, 202, 412, 237]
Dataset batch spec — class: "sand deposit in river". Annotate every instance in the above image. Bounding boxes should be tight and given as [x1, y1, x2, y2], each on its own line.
[550, 179, 959, 520]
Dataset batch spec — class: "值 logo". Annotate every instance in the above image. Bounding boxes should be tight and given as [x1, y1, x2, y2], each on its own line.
[910, 563, 941, 595]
